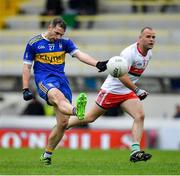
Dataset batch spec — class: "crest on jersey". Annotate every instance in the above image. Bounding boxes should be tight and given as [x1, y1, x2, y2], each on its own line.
[59, 43, 63, 49]
[137, 62, 143, 67]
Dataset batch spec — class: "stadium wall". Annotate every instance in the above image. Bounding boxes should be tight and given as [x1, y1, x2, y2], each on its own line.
[1, 93, 180, 117]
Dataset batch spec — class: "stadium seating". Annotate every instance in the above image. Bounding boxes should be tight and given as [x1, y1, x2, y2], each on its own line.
[0, 29, 180, 76]
[0, 0, 180, 77]
[4, 13, 180, 29]
[19, 0, 45, 15]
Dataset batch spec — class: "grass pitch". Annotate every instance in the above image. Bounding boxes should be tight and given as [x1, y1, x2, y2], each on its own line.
[0, 148, 180, 175]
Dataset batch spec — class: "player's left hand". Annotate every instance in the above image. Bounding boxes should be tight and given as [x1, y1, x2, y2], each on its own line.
[134, 87, 149, 100]
[23, 88, 34, 101]
[96, 60, 108, 72]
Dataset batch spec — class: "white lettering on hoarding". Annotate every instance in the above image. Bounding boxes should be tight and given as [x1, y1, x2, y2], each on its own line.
[0, 129, 143, 149]
[101, 134, 110, 150]
[1, 132, 21, 148]
[81, 134, 90, 149]
[121, 134, 132, 148]
[69, 134, 78, 149]
[20, 132, 27, 139]
[29, 133, 47, 148]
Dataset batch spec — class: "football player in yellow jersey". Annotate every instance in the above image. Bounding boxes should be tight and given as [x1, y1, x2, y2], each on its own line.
[22, 17, 108, 165]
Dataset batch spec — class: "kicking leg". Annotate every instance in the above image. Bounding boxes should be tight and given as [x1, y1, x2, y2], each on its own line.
[67, 103, 106, 129]
[48, 88, 75, 115]
[48, 88, 88, 120]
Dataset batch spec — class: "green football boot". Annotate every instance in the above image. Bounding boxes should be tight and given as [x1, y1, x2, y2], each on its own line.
[76, 93, 87, 120]
[40, 153, 51, 166]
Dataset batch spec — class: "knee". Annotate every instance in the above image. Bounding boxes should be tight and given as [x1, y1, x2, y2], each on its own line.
[62, 119, 69, 128]
[134, 112, 145, 122]
[57, 119, 69, 130]
[48, 89, 65, 106]
[48, 91, 59, 105]
[87, 116, 97, 123]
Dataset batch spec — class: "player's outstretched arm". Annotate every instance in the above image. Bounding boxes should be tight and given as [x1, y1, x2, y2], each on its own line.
[96, 60, 108, 72]
[74, 51, 108, 72]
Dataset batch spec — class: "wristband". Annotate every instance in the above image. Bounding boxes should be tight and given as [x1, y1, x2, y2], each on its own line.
[133, 87, 140, 94]
[23, 88, 29, 92]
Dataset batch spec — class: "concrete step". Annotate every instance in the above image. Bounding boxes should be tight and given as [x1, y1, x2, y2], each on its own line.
[5, 14, 180, 29]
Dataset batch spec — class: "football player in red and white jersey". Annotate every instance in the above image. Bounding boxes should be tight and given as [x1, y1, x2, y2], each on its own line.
[67, 27, 156, 162]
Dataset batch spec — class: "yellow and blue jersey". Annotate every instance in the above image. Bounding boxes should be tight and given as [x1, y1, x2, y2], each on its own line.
[23, 34, 78, 103]
[23, 34, 78, 77]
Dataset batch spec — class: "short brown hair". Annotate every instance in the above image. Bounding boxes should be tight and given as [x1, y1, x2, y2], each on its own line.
[49, 17, 67, 31]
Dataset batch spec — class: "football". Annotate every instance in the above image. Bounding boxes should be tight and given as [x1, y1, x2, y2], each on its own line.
[107, 56, 128, 78]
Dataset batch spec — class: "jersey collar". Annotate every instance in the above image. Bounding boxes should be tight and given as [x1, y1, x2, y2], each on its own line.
[137, 43, 147, 57]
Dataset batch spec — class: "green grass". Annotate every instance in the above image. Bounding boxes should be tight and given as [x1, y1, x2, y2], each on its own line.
[0, 148, 180, 175]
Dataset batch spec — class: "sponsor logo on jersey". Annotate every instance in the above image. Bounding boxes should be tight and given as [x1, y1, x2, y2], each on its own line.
[129, 66, 144, 76]
[35, 51, 65, 64]
[38, 45, 45, 49]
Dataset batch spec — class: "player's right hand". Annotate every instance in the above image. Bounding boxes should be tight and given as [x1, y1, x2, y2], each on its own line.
[96, 60, 108, 72]
[134, 87, 149, 100]
[23, 88, 33, 101]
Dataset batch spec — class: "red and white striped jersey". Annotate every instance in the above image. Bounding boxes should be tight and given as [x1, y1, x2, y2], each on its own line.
[101, 42, 152, 94]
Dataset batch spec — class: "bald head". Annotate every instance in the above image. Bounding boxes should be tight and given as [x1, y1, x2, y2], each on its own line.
[138, 27, 156, 53]
[140, 27, 153, 34]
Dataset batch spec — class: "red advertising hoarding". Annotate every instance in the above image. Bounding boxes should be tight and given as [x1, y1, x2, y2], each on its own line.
[0, 128, 147, 149]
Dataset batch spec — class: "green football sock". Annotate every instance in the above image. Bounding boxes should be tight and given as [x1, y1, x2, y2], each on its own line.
[131, 143, 140, 155]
